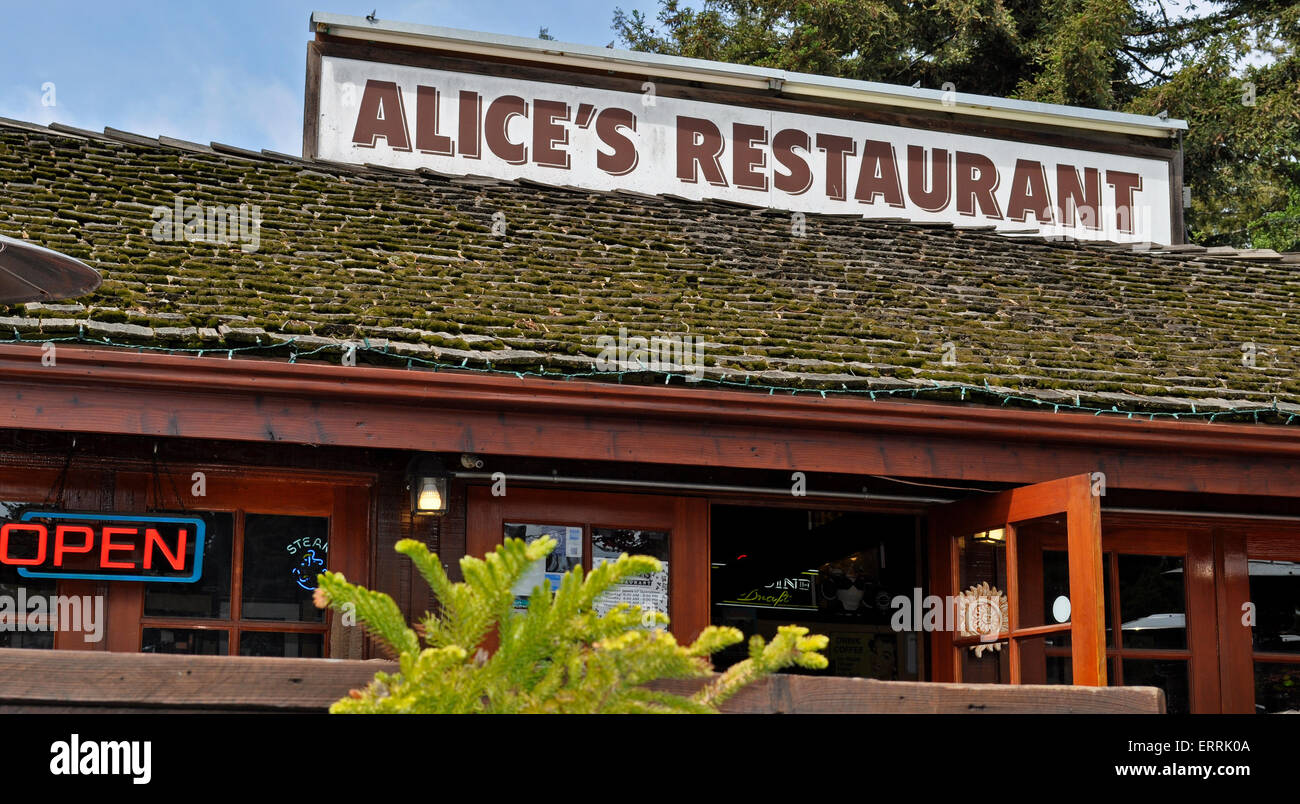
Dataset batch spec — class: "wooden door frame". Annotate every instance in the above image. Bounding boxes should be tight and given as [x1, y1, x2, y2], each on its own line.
[928, 473, 1106, 686]
[466, 485, 709, 644]
[1087, 514, 1220, 713]
[1215, 519, 1300, 713]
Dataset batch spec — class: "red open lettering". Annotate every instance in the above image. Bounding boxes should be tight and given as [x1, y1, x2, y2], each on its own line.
[0, 523, 46, 566]
[144, 527, 187, 572]
[100, 527, 137, 569]
[53, 524, 94, 566]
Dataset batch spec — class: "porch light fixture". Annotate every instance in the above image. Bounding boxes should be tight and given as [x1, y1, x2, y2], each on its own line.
[408, 455, 449, 516]
[972, 528, 1006, 545]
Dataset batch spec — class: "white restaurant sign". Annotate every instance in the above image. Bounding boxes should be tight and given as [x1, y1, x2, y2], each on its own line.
[315, 55, 1172, 243]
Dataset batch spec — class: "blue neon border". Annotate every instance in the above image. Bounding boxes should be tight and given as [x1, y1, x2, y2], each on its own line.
[13, 510, 206, 583]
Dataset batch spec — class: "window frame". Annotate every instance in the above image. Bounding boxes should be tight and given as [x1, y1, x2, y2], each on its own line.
[467, 485, 708, 645]
[107, 467, 372, 658]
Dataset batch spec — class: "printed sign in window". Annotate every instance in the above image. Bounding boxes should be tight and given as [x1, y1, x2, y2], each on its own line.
[591, 528, 669, 623]
[505, 523, 583, 612]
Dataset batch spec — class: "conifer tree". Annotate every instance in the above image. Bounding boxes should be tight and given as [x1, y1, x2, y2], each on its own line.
[314, 535, 828, 713]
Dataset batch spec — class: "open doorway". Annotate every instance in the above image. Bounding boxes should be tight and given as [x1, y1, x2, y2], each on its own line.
[709, 504, 924, 680]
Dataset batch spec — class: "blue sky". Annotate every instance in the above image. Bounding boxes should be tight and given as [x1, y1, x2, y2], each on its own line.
[0, 1, 659, 154]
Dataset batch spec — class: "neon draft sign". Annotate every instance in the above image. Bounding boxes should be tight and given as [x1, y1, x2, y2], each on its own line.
[0, 510, 206, 583]
[314, 57, 1174, 243]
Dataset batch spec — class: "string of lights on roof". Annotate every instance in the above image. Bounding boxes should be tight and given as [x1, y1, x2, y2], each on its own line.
[7, 329, 1296, 426]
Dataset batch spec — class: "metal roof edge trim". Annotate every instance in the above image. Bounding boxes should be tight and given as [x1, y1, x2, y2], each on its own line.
[309, 11, 1188, 139]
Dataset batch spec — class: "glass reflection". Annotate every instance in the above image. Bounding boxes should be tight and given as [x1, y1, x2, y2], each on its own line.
[241, 514, 328, 622]
[144, 512, 233, 618]
[1254, 663, 1300, 713]
[239, 631, 324, 658]
[1248, 560, 1300, 654]
[1119, 555, 1186, 650]
[141, 627, 228, 655]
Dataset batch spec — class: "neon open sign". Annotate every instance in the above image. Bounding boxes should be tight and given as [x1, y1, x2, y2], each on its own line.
[0, 510, 206, 583]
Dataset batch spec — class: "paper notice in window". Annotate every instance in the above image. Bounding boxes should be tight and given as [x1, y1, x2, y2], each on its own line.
[593, 558, 669, 624]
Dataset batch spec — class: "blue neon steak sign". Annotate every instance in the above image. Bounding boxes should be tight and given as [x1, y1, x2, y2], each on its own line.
[0, 510, 206, 583]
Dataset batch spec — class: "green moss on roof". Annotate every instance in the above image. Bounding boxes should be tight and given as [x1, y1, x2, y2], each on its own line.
[1, 121, 1299, 417]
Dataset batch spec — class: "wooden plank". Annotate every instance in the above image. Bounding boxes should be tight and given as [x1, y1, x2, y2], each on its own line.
[0, 648, 1163, 713]
[648, 675, 1165, 713]
[302, 41, 322, 160]
[1066, 473, 1107, 686]
[1216, 527, 1257, 713]
[1170, 137, 1186, 244]
[0, 648, 394, 711]
[5, 346, 1300, 498]
[672, 497, 710, 645]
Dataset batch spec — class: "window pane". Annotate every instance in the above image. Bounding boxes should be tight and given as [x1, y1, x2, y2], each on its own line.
[504, 523, 583, 612]
[0, 630, 54, 649]
[239, 631, 324, 658]
[710, 507, 920, 681]
[960, 639, 1009, 683]
[591, 528, 668, 619]
[141, 627, 229, 655]
[1043, 551, 1114, 648]
[1254, 662, 1300, 713]
[1118, 554, 1186, 650]
[1122, 658, 1190, 715]
[0, 501, 57, 600]
[1046, 654, 1071, 684]
[1248, 560, 1300, 654]
[144, 512, 234, 618]
[0, 501, 57, 650]
[241, 514, 328, 622]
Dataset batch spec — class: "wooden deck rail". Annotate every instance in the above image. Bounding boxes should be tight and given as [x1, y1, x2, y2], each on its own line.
[0, 648, 1164, 713]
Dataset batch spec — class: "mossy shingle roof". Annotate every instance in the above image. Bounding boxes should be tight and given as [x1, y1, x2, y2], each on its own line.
[2, 117, 1299, 420]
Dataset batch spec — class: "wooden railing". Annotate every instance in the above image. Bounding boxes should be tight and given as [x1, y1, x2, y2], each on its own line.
[0, 648, 1164, 713]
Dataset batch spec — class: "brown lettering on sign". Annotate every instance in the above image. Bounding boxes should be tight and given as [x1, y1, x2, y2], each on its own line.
[956, 151, 1003, 219]
[676, 116, 728, 186]
[854, 140, 904, 207]
[0, 523, 45, 566]
[1006, 159, 1054, 224]
[732, 123, 768, 192]
[596, 108, 638, 176]
[53, 525, 94, 566]
[144, 528, 187, 572]
[907, 145, 951, 212]
[485, 95, 529, 165]
[772, 129, 812, 195]
[816, 134, 856, 202]
[415, 85, 455, 156]
[458, 91, 482, 159]
[1057, 164, 1102, 230]
[1107, 170, 1143, 234]
[533, 99, 571, 169]
[351, 80, 411, 151]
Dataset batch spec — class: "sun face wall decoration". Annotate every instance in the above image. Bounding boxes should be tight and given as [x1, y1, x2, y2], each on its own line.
[956, 582, 1010, 657]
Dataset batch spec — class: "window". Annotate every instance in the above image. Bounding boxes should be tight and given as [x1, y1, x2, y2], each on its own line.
[468, 486, 705, 642]
[711, 506, 922, 680]
[0, 499, 56, 649]
[1247, 558, 1300, 713]
[1041, 550, 1193, 714]
[140, 511, 329, 657]
[502, 522, 672, 620]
